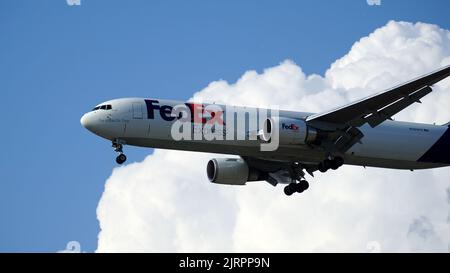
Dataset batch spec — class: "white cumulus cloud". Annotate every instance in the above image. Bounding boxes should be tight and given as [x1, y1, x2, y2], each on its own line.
[96, 21, 450, 252]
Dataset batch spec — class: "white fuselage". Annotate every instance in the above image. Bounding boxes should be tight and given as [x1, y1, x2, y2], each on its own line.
[80, 98, 450, 170]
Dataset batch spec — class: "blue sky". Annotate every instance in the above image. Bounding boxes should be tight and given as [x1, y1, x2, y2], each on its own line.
[0, 0, 449, 252]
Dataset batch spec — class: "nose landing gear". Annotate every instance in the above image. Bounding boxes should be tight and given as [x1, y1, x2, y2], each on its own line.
[112, 140, 127, 165]
[116, 153, 127, 164]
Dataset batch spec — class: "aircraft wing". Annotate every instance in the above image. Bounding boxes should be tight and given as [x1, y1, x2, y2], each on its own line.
[306, 65, 450, 129]
[242, 65, 450, 187]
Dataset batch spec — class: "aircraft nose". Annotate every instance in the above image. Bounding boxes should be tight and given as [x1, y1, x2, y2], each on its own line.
[80, 113, 93, 131]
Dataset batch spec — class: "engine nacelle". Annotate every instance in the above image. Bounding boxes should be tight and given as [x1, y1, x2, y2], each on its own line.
[206, 158, 264, 185]
[260, 117, 317, 145]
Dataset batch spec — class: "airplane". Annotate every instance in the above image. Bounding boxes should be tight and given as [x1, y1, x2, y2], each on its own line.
[81, 65, 450, 196]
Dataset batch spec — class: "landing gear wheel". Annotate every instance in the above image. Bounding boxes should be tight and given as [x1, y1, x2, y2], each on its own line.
[319, 157, 344, 172]
[284, 183, 296, 196]
[318, 160, 331, 173]
[284, 181, 309, 195]
[335, 157, 344, 168]
[116, 154, 127, 164]
[293, 180, 309, 193]
[330, 157, 344, 170]
[298, 180, 309, 192]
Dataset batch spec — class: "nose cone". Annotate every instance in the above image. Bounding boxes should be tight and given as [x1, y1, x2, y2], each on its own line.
[80, 113, 94, 131]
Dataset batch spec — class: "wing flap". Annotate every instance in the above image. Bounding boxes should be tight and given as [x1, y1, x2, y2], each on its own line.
[364, 86, 432, 127]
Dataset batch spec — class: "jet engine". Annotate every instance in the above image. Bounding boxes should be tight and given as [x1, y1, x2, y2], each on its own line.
[260, 117, 318, 145]
[206, 158, 265, 185]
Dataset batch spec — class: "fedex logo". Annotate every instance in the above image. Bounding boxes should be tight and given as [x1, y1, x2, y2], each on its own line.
[282, 123, 299, 131]
[144, 99, 224, 125]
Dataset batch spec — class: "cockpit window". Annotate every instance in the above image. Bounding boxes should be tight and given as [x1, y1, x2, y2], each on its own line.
[92, 104, 112, 111]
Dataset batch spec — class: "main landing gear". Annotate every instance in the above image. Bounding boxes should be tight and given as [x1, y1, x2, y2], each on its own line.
[112, 140, 127, 165]
[318, 157, 344, 173]
[283, 157, 344, 196]
[284, 180, 309, 196]
[283, 162, 310, 196]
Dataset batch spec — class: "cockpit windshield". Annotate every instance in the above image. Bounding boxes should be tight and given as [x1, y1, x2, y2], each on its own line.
[92, 104, 112, 111]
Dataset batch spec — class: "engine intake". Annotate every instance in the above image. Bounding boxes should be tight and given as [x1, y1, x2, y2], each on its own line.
[206, 158, 265, 185]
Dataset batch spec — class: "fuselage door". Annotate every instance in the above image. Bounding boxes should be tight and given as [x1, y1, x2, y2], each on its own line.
[132, 103, 143, 119]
